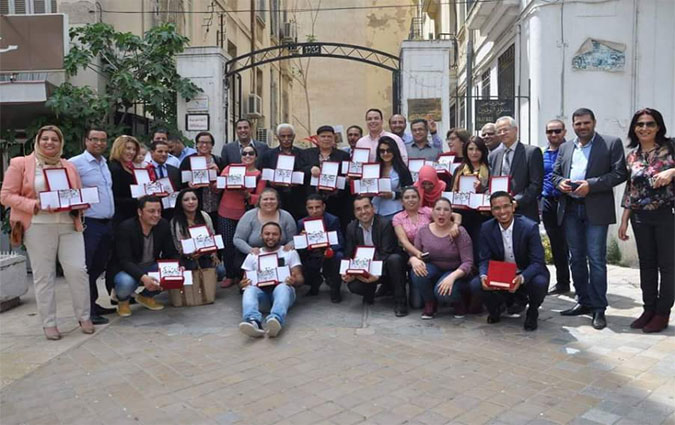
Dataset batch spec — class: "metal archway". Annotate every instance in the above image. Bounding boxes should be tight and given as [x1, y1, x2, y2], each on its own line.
[224, 42, 400, 140]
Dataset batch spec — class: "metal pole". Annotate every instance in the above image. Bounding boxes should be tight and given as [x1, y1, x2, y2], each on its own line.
[528, 78, 532, 146]
[466, 30, 474, 132]
[392, 71, 401, 114]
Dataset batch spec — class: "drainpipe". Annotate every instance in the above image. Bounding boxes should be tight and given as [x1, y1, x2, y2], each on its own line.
[559, 0, 565, 117]
[630, 0, 639, 115]
[466, 29, 474, 132]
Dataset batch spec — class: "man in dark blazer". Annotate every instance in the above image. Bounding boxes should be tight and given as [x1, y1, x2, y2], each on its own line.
[297, 194, 344, 303]
[108, 196, 178, 317]
[262, 123, 306, 220]
[220, 118, 268, 168]
[551, 108, 627, 329]
[474, 191, 550, 331]
[489, 116, 544, 223]
[147, 140, 181, 221]
[300, 125, 352, 233]
[342, 196, 408, 316]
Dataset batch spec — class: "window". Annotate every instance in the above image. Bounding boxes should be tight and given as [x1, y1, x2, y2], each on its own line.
[498, 44, 515, 99]
[0, 0, 57, 13]
[449, 103, 457, 130]
[270, 0, 280, 38]
[256, 69, 263, 98]
[256, 0, 266, 25]
[481, 70, 490, 98]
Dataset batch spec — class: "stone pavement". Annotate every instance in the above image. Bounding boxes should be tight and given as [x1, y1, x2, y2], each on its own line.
[0, 265, 673, 425]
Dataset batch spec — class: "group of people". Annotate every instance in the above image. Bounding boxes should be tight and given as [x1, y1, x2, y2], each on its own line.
[1, 106, 672, 340]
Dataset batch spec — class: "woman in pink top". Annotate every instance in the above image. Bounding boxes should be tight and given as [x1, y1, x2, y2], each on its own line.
[393, 186, 461, 259]
[217, 145, 266, 287]
[0, 125, 94, 340]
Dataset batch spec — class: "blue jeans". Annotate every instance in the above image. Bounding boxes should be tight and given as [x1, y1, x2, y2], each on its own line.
[410, 263, 472, 305]
[564, 202, 609, 312]
[83, 218, 114, 311]
[242, 284, 296, 325]
[114, 263, 161, 301]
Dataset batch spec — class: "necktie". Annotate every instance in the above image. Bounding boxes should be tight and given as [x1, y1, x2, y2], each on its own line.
[157, 165, 165, 179]
[502, 148, 512, 176]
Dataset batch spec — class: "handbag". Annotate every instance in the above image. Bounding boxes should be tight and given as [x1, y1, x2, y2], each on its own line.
[168, 264, 217, 307]
[10, 221, 24, 248]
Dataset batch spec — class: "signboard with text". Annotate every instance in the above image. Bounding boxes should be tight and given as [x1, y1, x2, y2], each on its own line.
[474, 99, 514, 130]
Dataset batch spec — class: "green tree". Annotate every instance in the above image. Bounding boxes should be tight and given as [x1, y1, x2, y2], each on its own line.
[44, 22, 201, 156]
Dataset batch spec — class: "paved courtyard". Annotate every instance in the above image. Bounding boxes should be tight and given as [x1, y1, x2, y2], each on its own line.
[1, 265, 673, 425]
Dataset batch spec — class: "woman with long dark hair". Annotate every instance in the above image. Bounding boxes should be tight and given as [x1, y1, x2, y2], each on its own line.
[373, 136, 413, 218]
[171, 188, 219, 269]
[618, 108, 674, 333]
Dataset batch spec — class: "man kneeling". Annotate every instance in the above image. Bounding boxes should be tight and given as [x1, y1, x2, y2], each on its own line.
[239, 222, 304, 337]
[474, 191, 550, 331]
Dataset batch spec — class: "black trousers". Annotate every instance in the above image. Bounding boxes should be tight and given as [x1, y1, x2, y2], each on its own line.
[631, 208, 675, 314]
[542, 196, 570, 287]
[347, 253, 406, 304]
[83, 218, 114, 310]
[301, 250, 343, 292]
[478, 273, 549, 316]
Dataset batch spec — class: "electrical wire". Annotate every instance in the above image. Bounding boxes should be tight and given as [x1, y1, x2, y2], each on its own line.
[98, 0, 505, 14]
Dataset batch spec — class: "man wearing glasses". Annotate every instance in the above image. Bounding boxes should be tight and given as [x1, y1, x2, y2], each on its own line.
[542, 120, 571, 295]
[69, 127, 116, 325]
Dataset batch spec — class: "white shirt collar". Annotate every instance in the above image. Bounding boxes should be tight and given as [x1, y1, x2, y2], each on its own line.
[500, 219, 514, 234]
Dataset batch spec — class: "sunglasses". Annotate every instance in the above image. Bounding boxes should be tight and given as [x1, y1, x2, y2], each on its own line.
[546, 129, 563, 135]
[241, 151, 256, 157]
[635, 122, 657, 128]
[378, 148, 392, 154]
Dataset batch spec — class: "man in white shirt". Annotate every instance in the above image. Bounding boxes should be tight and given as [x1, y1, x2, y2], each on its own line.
[239, 222, 304, 338]
[475, 191, 550, 331]
[356, 108, 408, 163]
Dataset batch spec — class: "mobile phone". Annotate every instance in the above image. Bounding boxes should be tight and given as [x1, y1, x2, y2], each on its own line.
[420, 252, 430, 262]
[568, 181, 580, 190]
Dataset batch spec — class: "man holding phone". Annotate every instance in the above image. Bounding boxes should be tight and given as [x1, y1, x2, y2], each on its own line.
[551, 108, 627, 330]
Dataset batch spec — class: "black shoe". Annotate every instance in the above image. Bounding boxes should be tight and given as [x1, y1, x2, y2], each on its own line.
[394, 303, 409, 317]
[307, 286, 320, 296]
[91, 315, 109, 325]
[330, 291, 342, 304]
[592, 311, 607, 330]
[487, 314, 501, 324]
[506, 302, 525, 317]
[560, 303, 592, 316]
[374, 284, 393, 298]
[524, 309, 538, 331]
[547, 285, 570, 295]
[93, 304, 117, 315]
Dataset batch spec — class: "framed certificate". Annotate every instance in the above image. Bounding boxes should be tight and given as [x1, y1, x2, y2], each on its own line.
[257, 253, 280, 287]
[408, 158, 425, 182]
[318, 161, 340, 191]
[489, 176, 510, 194]
[304, 218, 329, 249]
[435, 154, 456, 174]
[458, 175, 479, 194]
[132, 168, 152, 185]
[158, 260, 184, 288]
[43, 168, 71, 191]
[225, 165, 246, 189]
[347, 148, 370, 177]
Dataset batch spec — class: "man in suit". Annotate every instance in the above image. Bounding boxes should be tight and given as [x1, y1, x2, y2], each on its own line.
[489, 116, 544, 223]
[143, 129, 181, 168]
[342, 196, 408, 316]
[541, 119, 571, 295]
[475, 191, 550, 331]
[481, 123, 501, 152]
[148, 140, 181, 220]
[297, 194, 344, 302]
[551, 108, 627, 330]
[300, 125, 352, 232]
[109, 196, 178, 317]
[261, 123, 306, 220]
[220, 118, 268, 168]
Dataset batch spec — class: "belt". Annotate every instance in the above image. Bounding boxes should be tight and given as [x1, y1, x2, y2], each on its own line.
[85, 217, 112, 224]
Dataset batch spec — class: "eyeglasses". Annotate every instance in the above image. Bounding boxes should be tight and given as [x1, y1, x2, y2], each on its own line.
[241, 151, 256, 157]
[635, 121, 657, 128]
[546, 129, 563, 135]
[378, 149, 392, 154]
[88, 137, 107, 143]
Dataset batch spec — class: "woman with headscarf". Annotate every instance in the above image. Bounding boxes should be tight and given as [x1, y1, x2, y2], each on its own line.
[413, 165, 447, 208]
[1, 125, 94, 340]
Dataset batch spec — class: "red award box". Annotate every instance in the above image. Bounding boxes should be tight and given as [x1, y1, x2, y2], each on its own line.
[486, 260, 517, 290]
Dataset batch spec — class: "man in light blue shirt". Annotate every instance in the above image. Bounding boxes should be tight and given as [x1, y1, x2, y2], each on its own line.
[389, 114, 442, 149]
[168, 134, 197, 165]
[69, 127, 116, 325]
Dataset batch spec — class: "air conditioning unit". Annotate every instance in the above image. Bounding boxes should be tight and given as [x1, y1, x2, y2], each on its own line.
[256, 128, 269, 144]
[246, 93, 262, 118]
[281, 21, 297, 44]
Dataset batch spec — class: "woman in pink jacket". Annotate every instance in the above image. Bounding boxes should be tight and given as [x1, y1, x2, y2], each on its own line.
[0, 125, 94, 340]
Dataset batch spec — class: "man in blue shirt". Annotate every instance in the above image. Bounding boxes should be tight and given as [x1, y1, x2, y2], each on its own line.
[388, 114, 443, 149]
[69, 127, 116, 324]
[541, 119, 570, 295]
[167, 134, 197, 166]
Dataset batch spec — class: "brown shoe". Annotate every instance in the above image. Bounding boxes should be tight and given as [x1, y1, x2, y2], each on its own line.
[79, 320, 95, 334]
[630, 310, 655, 329]
[43, 327, 61, 341]
[220, 278, 234, 288]
[643, 314, 670, 333]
